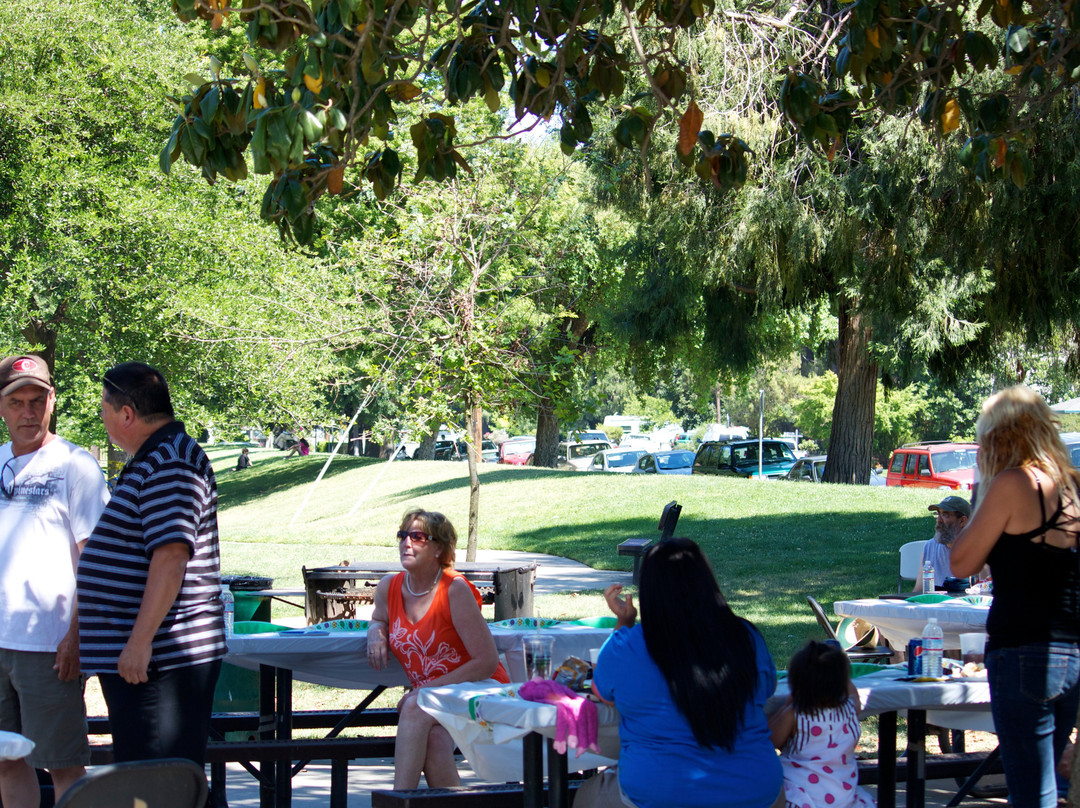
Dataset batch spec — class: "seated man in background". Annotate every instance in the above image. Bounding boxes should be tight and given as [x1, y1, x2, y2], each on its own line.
[913, 495, 970, 591]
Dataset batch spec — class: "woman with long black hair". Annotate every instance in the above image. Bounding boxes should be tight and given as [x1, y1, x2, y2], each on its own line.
[579, 538, 783, 808]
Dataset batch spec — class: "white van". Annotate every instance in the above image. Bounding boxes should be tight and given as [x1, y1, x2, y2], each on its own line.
[700, 424, 750, 443]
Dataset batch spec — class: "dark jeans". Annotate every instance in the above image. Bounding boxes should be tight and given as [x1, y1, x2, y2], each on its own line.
[987, 642, 1080, 808]
[98, 659, 222, 766]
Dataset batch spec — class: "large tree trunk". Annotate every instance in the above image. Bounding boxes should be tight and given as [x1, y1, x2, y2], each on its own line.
[466, 400, 482, 562]
[414, 425, 438, 460]
[532, 394, 560, 467]
[822, 297, 877, 484]
[22, 319, 58, 432]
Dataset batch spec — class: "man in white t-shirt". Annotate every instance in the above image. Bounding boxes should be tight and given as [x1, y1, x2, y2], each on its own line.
[0, 355, 109, 807]
[912, 495, 971, 591]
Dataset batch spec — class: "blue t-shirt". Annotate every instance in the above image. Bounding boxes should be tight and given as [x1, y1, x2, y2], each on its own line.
[593, 622, 782, 808]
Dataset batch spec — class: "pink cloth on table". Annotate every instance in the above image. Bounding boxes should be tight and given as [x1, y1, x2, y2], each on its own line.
[518, 679, 600, 758]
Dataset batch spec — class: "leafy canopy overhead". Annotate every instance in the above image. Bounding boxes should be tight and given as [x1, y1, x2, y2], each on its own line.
[164, 0, 1078, 243]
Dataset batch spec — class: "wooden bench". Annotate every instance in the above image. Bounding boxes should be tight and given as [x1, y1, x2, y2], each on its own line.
[372, 780, 586, 807]
[89, 736, 396, 808]
[86, 709, 401, 808]
[854, 750, 1003, 784]
[369, 751, 1002, 808]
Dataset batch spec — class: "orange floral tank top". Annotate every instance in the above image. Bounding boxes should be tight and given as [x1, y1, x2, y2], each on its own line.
[386, 568, 509, 689]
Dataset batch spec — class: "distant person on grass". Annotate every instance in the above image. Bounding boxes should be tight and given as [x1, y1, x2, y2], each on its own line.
[0, 355, 109, 807]
[366, 509, 508, 789]
[236, 447, 252, 471]
[286, 438, 309, 458]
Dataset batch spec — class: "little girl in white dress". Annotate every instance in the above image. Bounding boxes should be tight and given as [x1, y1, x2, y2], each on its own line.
[768, 640, 876, 808]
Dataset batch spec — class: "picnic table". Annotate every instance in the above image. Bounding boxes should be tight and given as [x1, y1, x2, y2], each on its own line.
[222, 618, 613, 808]
[834, 596, 991, 650]
[415, 665, 993, 808]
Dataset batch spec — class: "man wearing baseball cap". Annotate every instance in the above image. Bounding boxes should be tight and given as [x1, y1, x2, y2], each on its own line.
[912, 495, 972, 591]
[0, 355, 109, 806]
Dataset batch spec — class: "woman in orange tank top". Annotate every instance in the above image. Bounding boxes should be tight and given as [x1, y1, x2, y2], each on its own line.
[367, 509, 508, 789]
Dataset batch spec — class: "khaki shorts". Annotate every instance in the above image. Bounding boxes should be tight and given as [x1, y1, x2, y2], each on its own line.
[0, 648, 89, 770]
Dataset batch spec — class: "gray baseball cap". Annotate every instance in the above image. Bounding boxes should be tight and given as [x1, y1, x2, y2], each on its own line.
[928, 495, 971, 517]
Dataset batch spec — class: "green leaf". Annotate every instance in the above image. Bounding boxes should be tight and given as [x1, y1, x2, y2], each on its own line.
[1007, 25, 1031, 54]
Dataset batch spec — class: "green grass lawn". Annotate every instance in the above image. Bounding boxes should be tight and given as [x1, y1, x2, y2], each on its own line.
[210, 445, 950, 668]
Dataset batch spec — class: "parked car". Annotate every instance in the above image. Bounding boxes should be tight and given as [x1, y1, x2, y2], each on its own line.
[455, 439, 499, 462]
[618, 433, 655, 451]
[585, 449, 648, 473]
[1061, 432, 1080, 468]
[782, 455, 828, 483]
[572, 429, 609, 443]
[632, 450, 696, 475]
[692, 439, 798, 479]
[433, 440, 460, 461]
[886, 441, 978, 490]
[555, 440, 612, 470]
[498, 436, 536, 465]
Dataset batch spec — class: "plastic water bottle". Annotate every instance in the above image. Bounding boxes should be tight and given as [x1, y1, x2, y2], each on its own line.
[922, 560, 935, 594]
[220, 585, 235, 637]
[921, 617, 943, 678]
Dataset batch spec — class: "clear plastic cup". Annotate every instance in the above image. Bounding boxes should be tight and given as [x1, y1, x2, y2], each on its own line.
[522, 636, 556, 680]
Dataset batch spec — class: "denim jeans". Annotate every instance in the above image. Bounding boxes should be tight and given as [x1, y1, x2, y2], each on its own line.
[987, 643, 1080, 808]
[99, 659, 222, 766]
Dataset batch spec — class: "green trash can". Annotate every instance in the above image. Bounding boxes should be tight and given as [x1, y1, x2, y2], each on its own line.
[214, 576, 274, 720]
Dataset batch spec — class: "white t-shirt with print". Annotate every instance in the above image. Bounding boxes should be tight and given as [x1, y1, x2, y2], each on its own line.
[0, 437, 109, 652]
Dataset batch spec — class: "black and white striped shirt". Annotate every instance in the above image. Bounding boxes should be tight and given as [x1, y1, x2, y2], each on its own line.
[77, 422, 225, 673]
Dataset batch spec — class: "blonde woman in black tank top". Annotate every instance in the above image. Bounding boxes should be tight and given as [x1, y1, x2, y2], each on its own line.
[952, 385, 1080, 808]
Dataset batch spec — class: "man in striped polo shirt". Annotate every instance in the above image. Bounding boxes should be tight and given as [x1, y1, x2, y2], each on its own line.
[77, 362, 225, 765]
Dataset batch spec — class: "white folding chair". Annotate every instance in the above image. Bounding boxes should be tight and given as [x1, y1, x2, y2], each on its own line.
[898, 540, 928, 591]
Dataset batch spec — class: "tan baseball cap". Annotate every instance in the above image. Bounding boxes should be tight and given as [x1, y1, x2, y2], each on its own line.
[0, 356, 53, 396]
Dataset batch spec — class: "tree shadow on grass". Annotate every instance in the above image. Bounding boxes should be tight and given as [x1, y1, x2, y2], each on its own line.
[505, 509, 928, 632]
[217, 455, 379, 508]
[384, 465, 576, 502]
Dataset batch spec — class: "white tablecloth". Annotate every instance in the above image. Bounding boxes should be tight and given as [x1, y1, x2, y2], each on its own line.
[834, 599, 990, 650]
[225, 625, 613, 689]
[416, 682, 620, 782]
[769, 665, 991, 717]
[417, 666, 992, 784]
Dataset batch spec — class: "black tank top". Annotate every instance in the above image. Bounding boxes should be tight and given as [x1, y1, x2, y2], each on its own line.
[986, 478, 1080, 649]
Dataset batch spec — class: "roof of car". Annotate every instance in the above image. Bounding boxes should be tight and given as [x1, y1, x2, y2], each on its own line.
[896, 441, 978, 450]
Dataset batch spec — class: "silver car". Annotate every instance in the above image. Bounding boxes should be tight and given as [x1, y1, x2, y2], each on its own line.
[557, 440, 612, 470]
[586, 449, 648, 473]
[632, 450, 695, 475]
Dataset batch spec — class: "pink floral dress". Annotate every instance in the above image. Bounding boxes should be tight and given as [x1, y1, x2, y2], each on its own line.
[779, 699, 875, 808]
